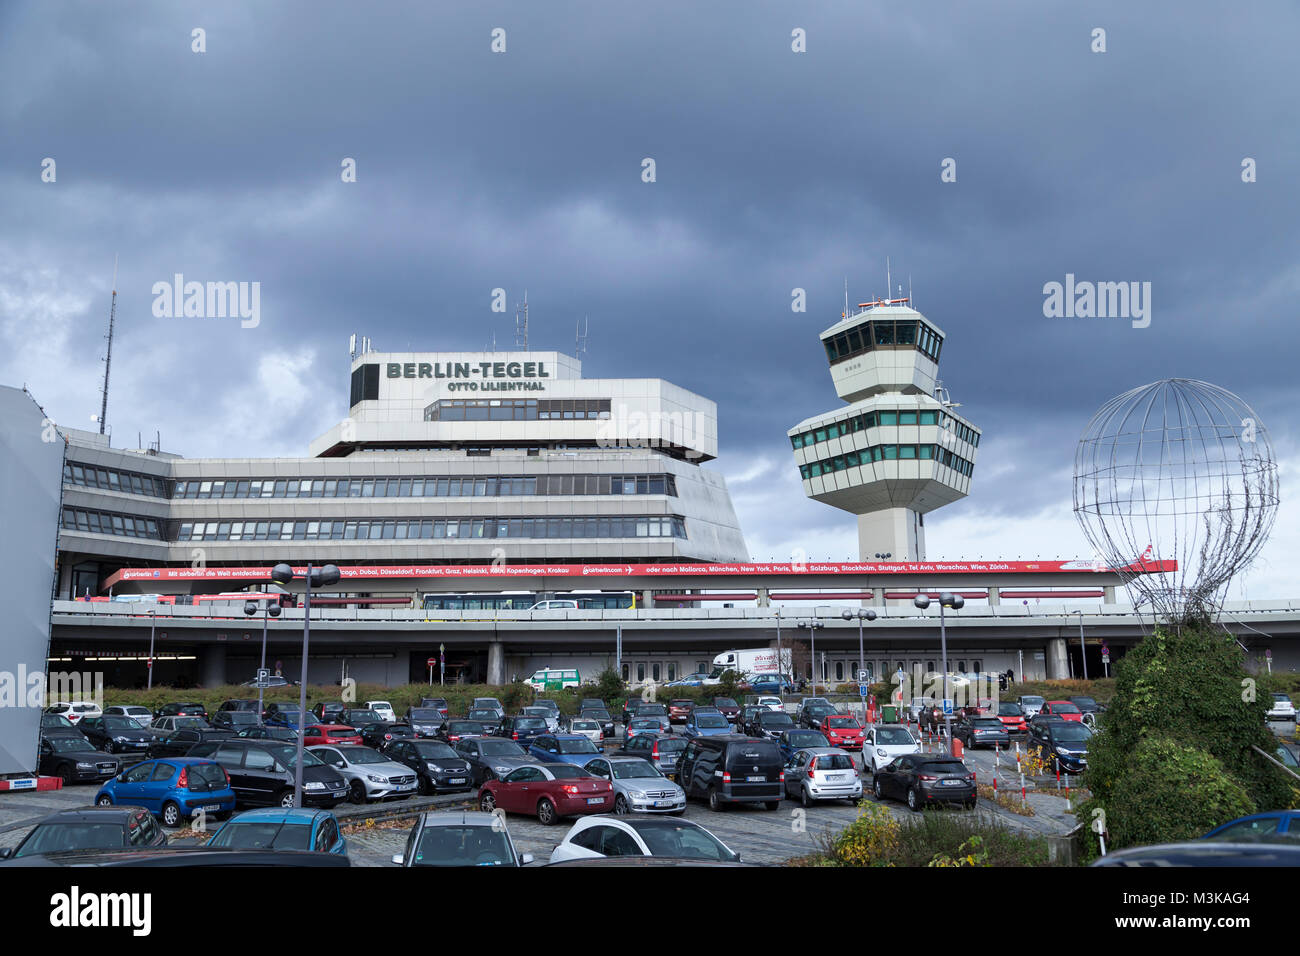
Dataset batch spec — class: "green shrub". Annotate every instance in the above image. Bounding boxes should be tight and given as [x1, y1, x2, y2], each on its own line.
[818, 804, 1054, 867]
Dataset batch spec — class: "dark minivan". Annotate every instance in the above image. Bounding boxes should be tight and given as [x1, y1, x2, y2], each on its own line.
[188, 738, 347, 809]
[677, 735, 783, 812]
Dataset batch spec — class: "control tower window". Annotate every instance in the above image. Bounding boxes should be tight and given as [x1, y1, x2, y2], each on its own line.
[872, 322, 895, 346]
[895, 321, 917, 346]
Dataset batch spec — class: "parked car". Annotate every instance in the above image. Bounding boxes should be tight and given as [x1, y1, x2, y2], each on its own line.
[634, 703, 671, 732]
[452, 736, 539, 786]
[309, 744, 418, 803]
[623, 717, 665, 743]
[1028, 719, 1093, 773]
[437, 720, 487, 744]
[668, 699, 695, 724]
[40, 713, 83, 738]
[472, 698, 505, 719]
[1068, 696, 1105, 716]
[665, 672, 709, 687]
[1202, 810, 1300, 842]
[186, 738, 347, 808]
[95, 757, 237, 826]
[749, 674, 793, 695]
[954, 715, 1011, 750]
[38, 735, 120, 785]
[103, 705, 153, 728]
[821, 715, 864, 751]
[681, 709, 733, 739]
[206, 807, 346, 854]
[584, 756, 686, 814]
[1091, 842, 1300, 866]
[527, 734, 602, 766]
[312, 701, 348, 724]
[797, 700, 840, 731]
[620, 699, 646, 727]
[577, 704, 616, 738]
[391, 810, 532, 867]
[151, 715, 211, 735]
[405, 707, 445, 737]
[264, 706, 315, 729]
[466, 709, 504, 734]
[147, 727, 234, 759]
[549, 815, 740, 863]
[302, 724, 362, 747]
[237, 725, 299, 742]
[382, 738, 474, 794]
[749, 710, 796, 739]
[79, 715, 153, 754]
[154, 701, 208, 721]
[532, 699, 563, 723]
[784, 748, 862, 807]
[779, 729, 831, 763]
[420, 698, 450, 720]
[366, 701, 397, 723]
[338, 708, 385, 730]
[993, 701, 1028, 736]
[871, 753, 976, 811]
[1040, 701, 1085, 723]
[755, 695, 785, 712]
[616, 733, 687, 779]
[1267, 693, 1297, 721]
[478, 763, 614, 825]
[211, 711, 262, 733]
[46, 701, 102, 724]
[217, 699, 261, 714]
[737, 706, 767, 734]
[0, 807, 166, 860]
[710, 698, 741, 724]
[678, 735, 783, 811]
[1017, 695, 1046, 720]
[862, 724, 919, 774]
[359, 722, 413, 749]
[566, 717, 604, 745]
[497, 716, 548, 747]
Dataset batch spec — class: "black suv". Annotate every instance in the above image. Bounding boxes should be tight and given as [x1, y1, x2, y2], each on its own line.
[750, 710, 796, 739]
[677, 735, 783, 811]
[211, 711, 262, 733]
[187, 738, 347, 808]
[1028, 719, 1093, 774]
[78, 715, 152, 754]
[406, 707, 445, 737]
[148, 726, 234, 758]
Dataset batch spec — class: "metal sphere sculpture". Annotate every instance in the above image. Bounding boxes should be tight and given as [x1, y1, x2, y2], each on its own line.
[1072, 379, 1278, 625]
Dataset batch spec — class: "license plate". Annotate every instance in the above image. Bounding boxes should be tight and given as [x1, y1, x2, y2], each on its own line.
[828, 774, 848, 781]
[449, 778, 466, 784]
[942, 779, 964, 786]
[746, 775, 765, 782]
[654, 799, 674, 807]
[400, 782, 416, 790]
[586, 797, 604, 805]
[201, 804, 222, 812]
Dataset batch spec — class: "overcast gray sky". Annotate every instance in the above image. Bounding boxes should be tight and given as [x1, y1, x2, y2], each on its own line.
[3, 0, 1296, 597]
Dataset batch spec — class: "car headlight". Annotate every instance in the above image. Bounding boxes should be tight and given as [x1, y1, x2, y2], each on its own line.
[304, 781, 325, 791]
[113, 736, 127, 743]
[876, 749, 887, 757]
[427, 762, 443, 772]
[627, 790, 646, 799]
[76, 761, 94, 769]
[494, 766, 511, 774]
[366, 774, 387, 784]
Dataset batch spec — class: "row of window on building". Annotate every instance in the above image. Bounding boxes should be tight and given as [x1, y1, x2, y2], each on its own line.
[789, 409, 980, 451]
[175, 515, 688, 542]
[424, 398, 613, 422]
[618, 658, 988, 685]
[822, 318, 944, 366]
[71, 466, 677, 501]
[62, 508, 163, 540]
[798, 444, 976, 479]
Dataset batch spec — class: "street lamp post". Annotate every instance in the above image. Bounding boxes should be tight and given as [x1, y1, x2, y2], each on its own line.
[270, 562, 340, 808]
[1072, 610, 1089, 681]
[841, 608, 878, 689]
[147, 609, 156, 690]
[913, 592, 965, 755]
[244, 597, 283, 719]
[798, 619, 824, 694]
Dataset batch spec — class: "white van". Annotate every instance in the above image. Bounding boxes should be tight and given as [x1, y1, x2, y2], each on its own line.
[525, 668, 581, 691]
[529, 600, 579, 611]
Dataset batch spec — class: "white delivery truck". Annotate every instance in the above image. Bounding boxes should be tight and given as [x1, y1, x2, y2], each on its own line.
[708, 647, 793, 685]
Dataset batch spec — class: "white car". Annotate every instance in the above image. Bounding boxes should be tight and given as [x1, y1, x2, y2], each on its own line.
[757, 696, 784, 712]
[366, 700, 397, 723]
[528, 600, 578, 611]
[566, 717, 604, 745]
[863, 724, 921, 774]
[46, 701, 102, 724]
[548, 815, 741, 864]
[1267, 694, 1297, 721]
[103, 705, 153, 728]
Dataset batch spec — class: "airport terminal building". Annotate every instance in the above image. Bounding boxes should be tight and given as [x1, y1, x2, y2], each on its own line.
[54, 348, 749, 603]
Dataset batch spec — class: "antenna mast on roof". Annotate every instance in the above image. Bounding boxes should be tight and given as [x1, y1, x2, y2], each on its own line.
[885, 257, 892, 309]
[97, 254, 118, 436]
[843, 277, 849, 319]
[515, 290, 529, 350]
[575, 315, 588, 359]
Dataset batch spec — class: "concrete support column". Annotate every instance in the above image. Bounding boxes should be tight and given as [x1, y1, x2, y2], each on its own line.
[872, 587, 886, 606]
[988, 586, 1000, 606]
[487, 641, 506, 686]
[1046, 638, 1069, 680]
[1103, 585, 1117, 604]
[201, 644, 227, 688]
[640, 590, 654, 609]
[756, 588, 770, 608]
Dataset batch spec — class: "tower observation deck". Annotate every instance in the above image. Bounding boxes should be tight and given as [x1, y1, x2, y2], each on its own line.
[787, 296, 980, 561]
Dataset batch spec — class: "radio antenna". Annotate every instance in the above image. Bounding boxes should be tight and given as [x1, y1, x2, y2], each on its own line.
[575, 315, 588, 358]
[515, 290, 529, 350]
[97, 254, 118, 436]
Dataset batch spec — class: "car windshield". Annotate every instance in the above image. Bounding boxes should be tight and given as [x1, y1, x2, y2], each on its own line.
[919, 761, 967, 775]
[226, 713, 258, 725]
[875, 728, 914, 745]
[973, 719, 1004, 729]
[626, 821, 737, 861]
[639, 705, 667, 716]
[264, 744, 323, 768]
[827, 717, 859, 729]
[571, 720, 599, 730]
[413, 826, 514, 866]
[558, 738, 599, 754]
[612, 760, 662, 779]
[672, 700, 693, 708]
[346, 711, 383, 723]
[413, 742, 459, 759]
[339, 747, 387, 765]
[808, 703, 836, 714]
[468, 711, 498, 720]
[516, 718, 547, 729]
[1021, 696, 1045, 706]
[1053, 725, 1093, 742]
[17, 823, 127, 857]
[175, 717, 208, 729]
[449, 722, 483, 733]
[1052, 703, 1081, 714]
[547, 765, 593, 779]
[479, 740, 526, 756]
[409, 709, 440, 720]
[523, 708, 549, 716]
[101, 717, 139, 732]
[208, 822, 313, 850]
[761, 713, 794, 726]
[714, 699, 738, 708]
[42, 715, 75, 728]
[370, 702, 392, 710]
[631, 719, 660, 728]
[816, 753, 855, 770]
[656, 739, 686, 753]
[1071, 697, 1097, 707]
[1274, 694, 1292, 702]
[188, 763, 228, 790]
[697, 715, 729, 728]
[46, 737, 88, 753]
[998, 703, 1022, 716]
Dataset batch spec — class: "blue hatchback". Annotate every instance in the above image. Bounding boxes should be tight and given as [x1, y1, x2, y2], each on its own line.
[1203, 811, 1300, 842]
[95, 757, 236, 828]
[681, 710, 733, 739]
[206, 806, 348, 854]
[526, 733, 603, 766]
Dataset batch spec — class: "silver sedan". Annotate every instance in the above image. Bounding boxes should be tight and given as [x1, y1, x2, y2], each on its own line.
[583, 755, 686, 815]
[309, 744, 419, 803]
[783, 747, 863, 807]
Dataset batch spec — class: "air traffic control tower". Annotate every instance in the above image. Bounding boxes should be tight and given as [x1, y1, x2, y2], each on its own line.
[787, 295, 980, 561]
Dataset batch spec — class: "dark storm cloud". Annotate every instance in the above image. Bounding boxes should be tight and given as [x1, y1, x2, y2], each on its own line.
[1, 0, 1296, 536]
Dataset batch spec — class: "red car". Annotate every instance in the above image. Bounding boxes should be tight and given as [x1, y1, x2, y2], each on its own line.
[1041, 701, 1085, 723]
[302, 724, 362, 746]
[993, 702, 1028, 735]
[668, 700, 694, 723]
[477, 763, 614, 825]
[822, 715, 864, 750]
